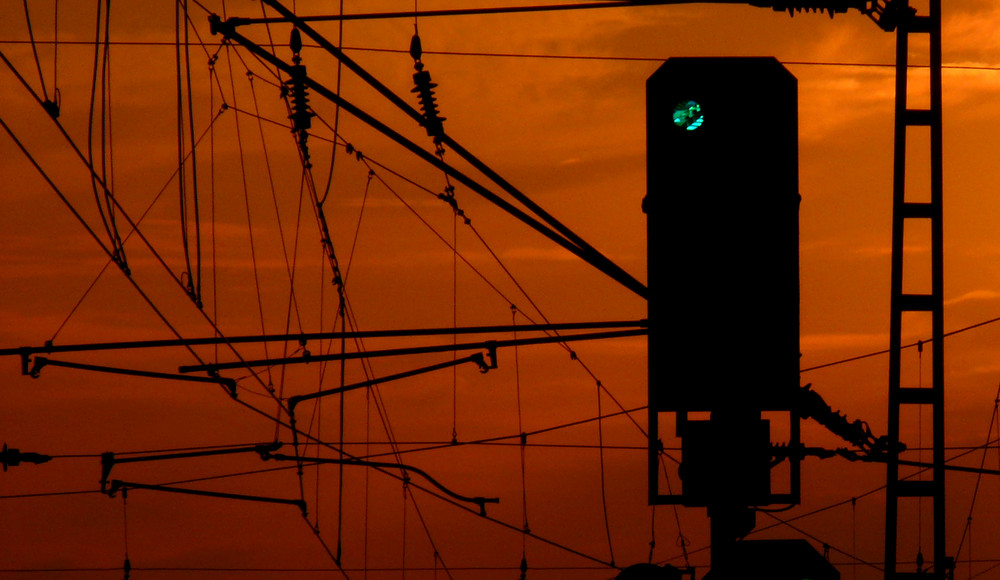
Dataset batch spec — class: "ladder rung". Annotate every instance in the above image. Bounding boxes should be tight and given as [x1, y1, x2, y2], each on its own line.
[902, 202, 934, 219]
[904, 109, 933, 126]
[896, 479, 936, 497]
[906, 15, 932, 34]
[898, 387, 935, 405]
[900, 294, 934, 311]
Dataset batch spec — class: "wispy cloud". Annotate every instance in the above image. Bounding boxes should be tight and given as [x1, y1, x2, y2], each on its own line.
[946, 3, 1000, 57]
[502, 246, 577, 262]
[945, 289, 1000, 306]
[802, 331, 887, 352]
[853, 245, 891, 258]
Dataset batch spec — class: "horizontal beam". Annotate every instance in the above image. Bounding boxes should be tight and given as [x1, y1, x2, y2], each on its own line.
[262, 452, 499, 515]
[108, 479, 307, 516]
[100, 443, 282, 492]
[27, 357, 235, 394]
[223, 2, 650, 299]
[178, 328, 647, 374]
[288, 353, 490, 410]
[0, 320, 646, 357]
[229, 0, 869, 24]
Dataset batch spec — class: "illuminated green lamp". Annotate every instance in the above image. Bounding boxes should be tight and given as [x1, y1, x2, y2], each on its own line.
[672, 100, 703, 131]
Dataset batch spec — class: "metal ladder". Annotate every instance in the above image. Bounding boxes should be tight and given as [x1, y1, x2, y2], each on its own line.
[884, 1, 947, 578]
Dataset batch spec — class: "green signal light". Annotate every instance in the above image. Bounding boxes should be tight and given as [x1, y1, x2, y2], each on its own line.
[672, 100, 703, 131]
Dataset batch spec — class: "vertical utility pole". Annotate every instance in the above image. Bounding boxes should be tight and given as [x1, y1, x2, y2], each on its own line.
[884, 1, 946, 578]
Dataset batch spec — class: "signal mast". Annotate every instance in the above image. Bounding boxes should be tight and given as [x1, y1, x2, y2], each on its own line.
[646, 1, 944, 579]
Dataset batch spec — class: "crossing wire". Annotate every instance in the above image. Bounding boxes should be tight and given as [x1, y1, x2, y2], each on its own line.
[0, 102, 232, 390]
[7, 12, 390, 480]
[597, 381, 616, 566]
[953, 379, 1000, 562]
[317, 0, 346, 207]
[21, 0, 51, 104]
[803, 312, 1000, 373]
[0, 564, 614, 574]
[3, 34, 293, 399]
[89, 0, 127, 274]
[511, 306, 532, 578]
[240, 0, 648, 300]
[311, 104, 652, 453]
[46, 104, 226, 344]
[222, 359, 617, 576]
[758, 509, 884, 573]
[304, 40, 656, 447]
[222, 29, 367, 567]
[313, 102, 652, 561]
[177, 0, 191, 301]
[246, 65, 309, 351]
[21, 5, 1000, 578]
[325, 166, 377, 558]
[246, 89, 460, 575]
[221, 39, 277, 391]
[363, 145, 651, 452]
[13, 11, 661, 580]
[12, 409, 1000, 574]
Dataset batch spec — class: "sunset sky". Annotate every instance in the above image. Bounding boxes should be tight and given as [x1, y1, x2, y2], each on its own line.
[2, 1, 1000, 579]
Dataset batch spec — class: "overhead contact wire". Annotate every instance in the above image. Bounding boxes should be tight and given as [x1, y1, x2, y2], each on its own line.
[1, 46, 276, 394]
[247, 66, 308, 378]
[316, 132, 640, 445]
[230, 3, 648, 299]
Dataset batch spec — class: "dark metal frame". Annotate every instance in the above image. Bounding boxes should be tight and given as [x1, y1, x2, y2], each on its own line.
[884, 1, 946, 578]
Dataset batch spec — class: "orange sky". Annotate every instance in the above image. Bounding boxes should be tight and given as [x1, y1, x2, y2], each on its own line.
[2, 1, 1000, 579]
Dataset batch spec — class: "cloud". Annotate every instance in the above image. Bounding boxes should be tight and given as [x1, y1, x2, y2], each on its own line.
[801, 331, 887, 352]
[797, 66, 895, 142]
[850, 242, 931, 259]
[501, 245, 577, 262]
[945, 289, 1000, 306]
[853, 245, 891, 258]
[946, 3, 1000, 57]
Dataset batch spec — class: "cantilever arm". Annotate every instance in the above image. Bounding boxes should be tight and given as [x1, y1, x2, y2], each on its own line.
[211, 8, 648, 299]
[100, 442, 282, 492]
[28, 356, 236, 395]
[180, 329, 644, 374]
[262, 451, 500, 515]
[288, 352, 491, 412]
[108, 479, 307, 516]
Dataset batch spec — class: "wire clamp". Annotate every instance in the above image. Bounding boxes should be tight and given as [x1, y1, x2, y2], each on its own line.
[27, 356, 48, 378]
[42, 91, 60, 119]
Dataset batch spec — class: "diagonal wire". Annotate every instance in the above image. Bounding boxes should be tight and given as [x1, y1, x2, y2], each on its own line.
[954, 379, 1000, 561]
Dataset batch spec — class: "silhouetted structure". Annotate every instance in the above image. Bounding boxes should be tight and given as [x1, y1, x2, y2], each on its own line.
[646, 56, 799, 417]
[615, 563, 684, 580]
[702, 540, 839, 580]
[646, 57, 804, 579]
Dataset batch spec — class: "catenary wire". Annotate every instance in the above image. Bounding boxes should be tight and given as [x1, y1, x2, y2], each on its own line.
[953, 379, 1000, 562]
[6, 38, 998, 72]
[7, 5, 1000, 580]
